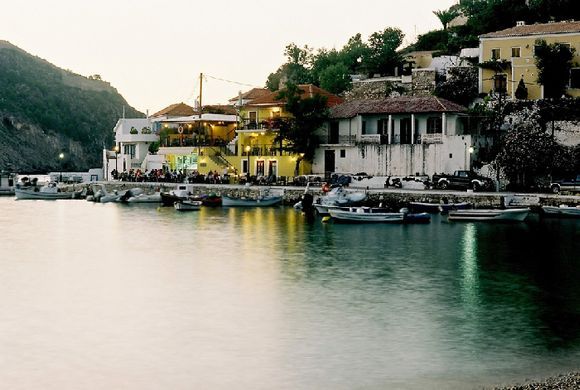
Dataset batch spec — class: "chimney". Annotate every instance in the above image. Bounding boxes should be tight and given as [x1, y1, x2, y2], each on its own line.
[516, 21, 526, 27]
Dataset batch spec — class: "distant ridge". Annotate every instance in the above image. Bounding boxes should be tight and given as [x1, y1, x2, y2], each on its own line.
[0, 41, 143, 172]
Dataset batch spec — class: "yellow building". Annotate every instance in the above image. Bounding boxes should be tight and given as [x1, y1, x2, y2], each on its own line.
[236, 84, 343, 180]
[479, 20, 580, 99]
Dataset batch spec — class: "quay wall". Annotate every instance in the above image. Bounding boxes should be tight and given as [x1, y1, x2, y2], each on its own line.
[74, 182, 580, 208]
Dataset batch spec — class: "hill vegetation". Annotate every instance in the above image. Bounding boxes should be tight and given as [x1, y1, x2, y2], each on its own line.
[0, 41, 142, 172]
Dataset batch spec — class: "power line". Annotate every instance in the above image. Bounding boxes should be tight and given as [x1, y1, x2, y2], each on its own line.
[204, 74, 261, 88]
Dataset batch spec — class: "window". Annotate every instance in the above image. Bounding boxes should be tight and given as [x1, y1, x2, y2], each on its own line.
[340, 149, 346, 158]
[329, 121, 339, 144]
[511, 47, 521, 57]
[256, 160, 265, 176]
[491, 48, 501, 60]
[123, 144, 136, 159]
[427, 117, 442, 134]
[570, 68, 580, 89]
[361, 120, 367, 134]
[493, 74, 507, 94]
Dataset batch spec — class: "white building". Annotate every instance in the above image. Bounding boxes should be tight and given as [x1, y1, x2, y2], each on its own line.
[313, 96, 474, 177]
[103, 118, 156, 179]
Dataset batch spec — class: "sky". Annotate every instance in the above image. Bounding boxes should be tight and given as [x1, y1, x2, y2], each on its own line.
[1, 0, 458, 114]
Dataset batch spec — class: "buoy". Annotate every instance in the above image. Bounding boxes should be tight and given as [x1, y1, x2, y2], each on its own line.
[321, 216, 331, 223]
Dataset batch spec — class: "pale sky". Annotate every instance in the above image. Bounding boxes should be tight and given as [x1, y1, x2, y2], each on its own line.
[2, 0, 457, 114]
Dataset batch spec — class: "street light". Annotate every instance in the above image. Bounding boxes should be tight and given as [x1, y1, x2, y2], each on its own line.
[58, 152, 64, 182]
[113, 145, 119, 180]
[245, 145, 251, 182]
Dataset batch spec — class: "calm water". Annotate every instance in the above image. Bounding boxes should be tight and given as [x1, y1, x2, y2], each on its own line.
[1, 197, 579, 389]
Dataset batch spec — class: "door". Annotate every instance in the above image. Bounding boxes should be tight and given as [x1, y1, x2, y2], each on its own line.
[400, 118, 411, 144]
[324, 150, 335, 179]
[256, 160, 265, 176]
[268, 160, 278, 178]
[249, 111, 257, 129]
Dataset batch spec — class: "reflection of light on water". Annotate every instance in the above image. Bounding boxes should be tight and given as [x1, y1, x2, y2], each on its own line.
[460, 223, 480, 306]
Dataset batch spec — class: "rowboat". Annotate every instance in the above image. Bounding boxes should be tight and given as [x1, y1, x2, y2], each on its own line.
[409, 201, 471, 213]
[329, 206, 404, 223]
[222, 195, 282, 207]
[447, 208, 529, 222]
[541, 205, 580, 218]
[174, 200, 202, 211]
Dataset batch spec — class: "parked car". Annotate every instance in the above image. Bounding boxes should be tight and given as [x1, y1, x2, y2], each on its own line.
[550, 174, 580, 194]
[432, 170, 494, 191]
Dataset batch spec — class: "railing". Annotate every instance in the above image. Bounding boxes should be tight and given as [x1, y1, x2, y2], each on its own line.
[421, 133, 444, 144]
[320, 135, 356, 145]
[241, 144, 293, 156]
[165, 134, 230, 147]
[359, 134, 388, 144]
[238, 117, 289, 130]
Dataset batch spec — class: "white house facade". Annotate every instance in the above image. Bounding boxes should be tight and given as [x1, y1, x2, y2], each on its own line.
[313, 96, 474, 177]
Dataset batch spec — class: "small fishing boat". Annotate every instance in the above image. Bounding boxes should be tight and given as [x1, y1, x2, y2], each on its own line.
[314, 203, 339, 216]
[329, 206, 404, 223]
[126, 192, 162, 203]
[174, 200, 202, 211]
[409, 201, 471, 213]
[541, 205, 580, 218]
[14, 182, 74, 200]
[222, 195, 282, 207]
[160, 184, 195, 207]
[447, 208, 529, 222]
[198, 193, 222, 207]
[403, 212, 431, 224]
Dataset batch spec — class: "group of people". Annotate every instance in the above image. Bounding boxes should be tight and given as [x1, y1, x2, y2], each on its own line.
[110, 168, 232, 184]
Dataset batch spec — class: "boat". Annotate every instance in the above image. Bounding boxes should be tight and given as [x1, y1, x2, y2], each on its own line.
[14, 182, 74, 200]
[174, 200, 202, 211]
[314, 203, 339, 216]
[541, 205, 580, 218]
[126, 192, 162, 203]
[320, 185, 366, 206]
[0, 172, 16, 196]
[160, 184, 194, 207]
[328, 206, 404, 223]
[447, 208, 529, 222]
[222, 195, 282, 207]
[403, 212, 432, 224]
[197, 193, 222, 207]
[409, 201, 471, 213]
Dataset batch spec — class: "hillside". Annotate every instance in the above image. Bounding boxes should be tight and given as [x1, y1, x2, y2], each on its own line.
[0, 40, 143, 172]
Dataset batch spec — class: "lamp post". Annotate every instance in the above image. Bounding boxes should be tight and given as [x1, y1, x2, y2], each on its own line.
[245, 145, 251, 183]
[58, 152, 64, 182]
[113, 145, 119, 179]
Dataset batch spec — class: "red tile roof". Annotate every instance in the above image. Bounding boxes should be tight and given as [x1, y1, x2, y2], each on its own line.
[480, 20, 580, 38]
[246, 84, 343, 108]
[228, 88, 270, 102]
[330, 96, 467, 119]
[152, 102, 195, 117]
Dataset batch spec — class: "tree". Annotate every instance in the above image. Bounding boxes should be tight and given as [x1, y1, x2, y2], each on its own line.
[274, 83, 329, 175]
[363, 28, 404, 77]
[514, 78, 528, 100]
[319, 63, 351, 94]
[434, 67, 478, 106]
[433, 9, 459, 30]
[534, 39, 575, 99]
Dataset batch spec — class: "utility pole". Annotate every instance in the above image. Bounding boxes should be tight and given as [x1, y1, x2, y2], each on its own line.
[199, 73, 203, 116]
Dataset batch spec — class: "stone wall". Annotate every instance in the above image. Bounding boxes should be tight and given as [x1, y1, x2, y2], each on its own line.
[411, 69, 436, 96]
[554, 120, 580, 146]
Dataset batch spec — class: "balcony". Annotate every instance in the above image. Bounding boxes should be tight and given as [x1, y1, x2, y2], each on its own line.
[238, 117, 289, 130]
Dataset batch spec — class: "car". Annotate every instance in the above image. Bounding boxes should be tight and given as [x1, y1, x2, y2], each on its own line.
[431, 170, 494, 191]
[550, 174, 580, 194]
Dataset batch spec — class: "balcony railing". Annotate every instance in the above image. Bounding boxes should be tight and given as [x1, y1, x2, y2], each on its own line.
[320, 135, 356, 145]
[241, 144, 293, 156]
[359, 134, 388, 144]
[238, 117, 289, 130]
[421, 133, 443, 144]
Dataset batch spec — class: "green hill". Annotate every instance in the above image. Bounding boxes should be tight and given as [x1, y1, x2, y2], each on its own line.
[0, 40, 143, 172]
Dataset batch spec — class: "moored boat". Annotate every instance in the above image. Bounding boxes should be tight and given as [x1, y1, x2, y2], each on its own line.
[14, 182, 74, 200]
[447, 208, 529, 222]
[126, 192, 162, 203]
[174, 200, 202, 211]
[0, 172, 16, 196]
[403, 212, 431, 224]
[541, 205, 580, 218]
[409, 201, 471, 213]
[329, 206, 404, 223]
[222, 195, 282, 207]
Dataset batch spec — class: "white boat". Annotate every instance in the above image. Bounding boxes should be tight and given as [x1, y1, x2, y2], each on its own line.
[314, 203, 339, 216]
[329, 206, 405, 223]
[14, 182, 73, 200]
[125, 192, 162, 203]
[447, 208, 529, 222]
[222, 195, 282, 207]
[542, 205, 580, 218]
[174, 200, 202, 211]
[320, 185, 366, 206]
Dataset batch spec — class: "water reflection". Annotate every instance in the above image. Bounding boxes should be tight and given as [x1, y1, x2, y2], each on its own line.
[0, 199, 579, 389]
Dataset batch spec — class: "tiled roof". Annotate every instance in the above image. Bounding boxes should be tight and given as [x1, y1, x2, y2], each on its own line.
[329, 96, 467, 119]
[228, 88, 270, 102]
[246, 84, 343, 107]
[152, 102, 195, 117]
[480, 20, 580, 38]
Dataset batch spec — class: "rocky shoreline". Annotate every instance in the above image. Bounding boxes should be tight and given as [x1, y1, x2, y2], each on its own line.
[492, 372, 580, 389]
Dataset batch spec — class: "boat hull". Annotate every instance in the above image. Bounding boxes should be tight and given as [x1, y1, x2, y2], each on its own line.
[174, 200, 202, 211]
[15, 189, 73, 200]
[542, 205, 580, 218]
[448, 208, 529, 222]
[409, 202, 471, 213]
[222, 196, 282, 207]
[329, 207, 404, 223]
